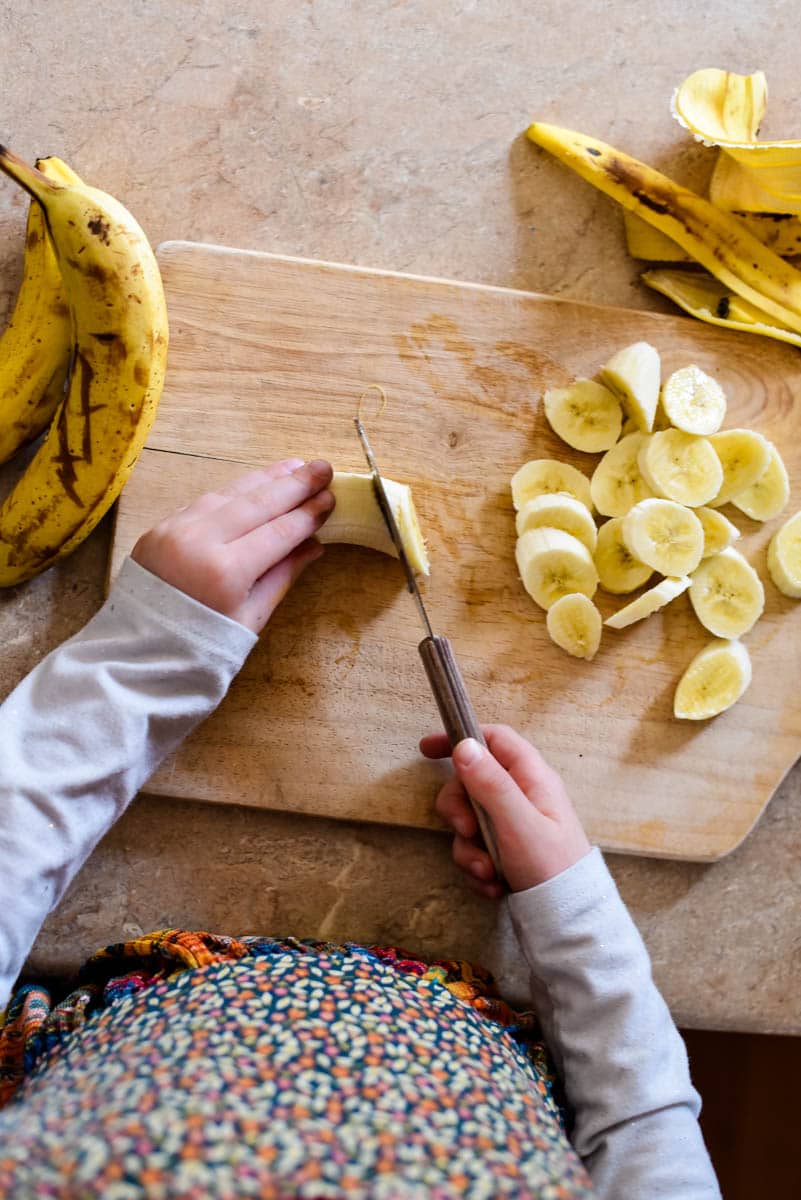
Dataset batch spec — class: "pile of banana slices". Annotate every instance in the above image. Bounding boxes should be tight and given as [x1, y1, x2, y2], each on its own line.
[527, 68, 801, 348]
[511, 340, 801, 721]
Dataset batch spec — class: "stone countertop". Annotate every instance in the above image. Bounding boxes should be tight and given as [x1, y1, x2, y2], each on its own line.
[2, 1, 800, 1033]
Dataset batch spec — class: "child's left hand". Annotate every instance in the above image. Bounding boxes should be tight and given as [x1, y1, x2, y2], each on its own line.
[132, 458, 334, 632]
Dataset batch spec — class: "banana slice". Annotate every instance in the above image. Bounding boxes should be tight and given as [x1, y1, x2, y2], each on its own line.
[594, 517, 653, 593]
[674, 639, 752, 721]
[696, 506, 741, 558]
[767, 509, 801, 598]
[599, 341, 661, 432]
[546, 592, 603, 660]
[637, 430, 723, 507]
[605, 575, 691, 629]
[515, 492, 597, 552]
[660, 365, 727, 435]
[543, 380, 622, 453]
[590, 433, 655, 518]
[318, 472, 430, 575]
[689, 547, 765, 637]
[731, 443, 790, 521]
[511, 459, 593, 513]
[708, 429, 772, 507]
[515, 527, 599, 610]
[622, 498, 705, 576]
[619, 416, 640, 438]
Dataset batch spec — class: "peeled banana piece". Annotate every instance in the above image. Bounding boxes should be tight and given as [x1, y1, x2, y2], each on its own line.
[674, 638, 752, 720]
[318, 471, 429, 575]
[642, 268, 801, 350]
[543, 379, 622, 452]
[515, 526, 598, 610]
[730, 443, 789, 521]
[623, 498, 704, 577]
[708, 429, 772, 507]
[767, 509, 801, 598]
[0, 157, 81, 465]
[546, 592, 602, 659]
[660, 365, 727, 435]
[525, 122, 801, 335]
[594, 516, 653, 593]
[605, 575, 691, 630]
[590, 432, 654, 518]
[689, 547, 765, 638]
[638, 430, 723, 508]
[599, 341, 660, 432]
[511, 458, 593, 513]
[696, 506, 741, 558]
[515, 492, 597, 552]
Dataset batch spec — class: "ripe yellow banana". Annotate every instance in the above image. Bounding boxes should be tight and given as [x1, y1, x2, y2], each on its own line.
[0, 146, 168, 586]
[318, 471, 429, 574]
[0, 157, 83, 465]
[525, 122, 801, 335]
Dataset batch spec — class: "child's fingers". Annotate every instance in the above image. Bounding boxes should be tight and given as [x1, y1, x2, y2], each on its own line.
[232, 538, 324, 632]
[419, 731, 452, 759]
[169, 460, 307, 526]
[435, 775, 479, 839]
[233, 489, 335, 582]
[481, 725, 562, 804]
[209, 460, 333, 543]
[451, 737, 542, 835]
[451, 833, 500, 889]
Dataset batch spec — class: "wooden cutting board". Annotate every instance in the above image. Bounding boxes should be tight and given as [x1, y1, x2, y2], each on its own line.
[109, 240, 801, 861]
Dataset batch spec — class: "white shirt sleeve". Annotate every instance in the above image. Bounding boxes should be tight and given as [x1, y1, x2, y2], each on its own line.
[508, 847, 721, 1199]
[0, 557, 257, 1008]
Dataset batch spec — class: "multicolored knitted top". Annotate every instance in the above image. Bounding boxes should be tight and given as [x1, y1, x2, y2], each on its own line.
[0, 929, 594, 1198]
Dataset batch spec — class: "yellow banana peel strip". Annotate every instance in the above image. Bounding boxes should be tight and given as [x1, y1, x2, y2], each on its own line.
[525, 121, 801, 335]
[642, 268, 801, 349]
[672, 68, 801, 212]
[624, 209, 801, 262]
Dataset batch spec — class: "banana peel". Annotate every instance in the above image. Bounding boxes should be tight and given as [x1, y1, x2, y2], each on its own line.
[525, 121, 801, 335]
[672, 68, 801, 213]
[641, 267, 801, 349]
[624, 208, 801, 262]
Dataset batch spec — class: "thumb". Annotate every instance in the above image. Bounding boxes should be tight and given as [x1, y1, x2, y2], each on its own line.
[452, 738, 532, 832]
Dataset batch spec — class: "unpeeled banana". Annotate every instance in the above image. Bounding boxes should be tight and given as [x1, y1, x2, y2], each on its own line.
[0, 147, 169, 585]
[0, 157, 82, 465]
[318, 472, 429, 574]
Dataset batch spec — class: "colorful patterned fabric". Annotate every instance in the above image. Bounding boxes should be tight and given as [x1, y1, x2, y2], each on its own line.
[0, 933, 594, 1197]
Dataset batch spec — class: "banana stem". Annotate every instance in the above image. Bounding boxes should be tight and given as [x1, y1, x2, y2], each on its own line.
[0, 146, 61, 202]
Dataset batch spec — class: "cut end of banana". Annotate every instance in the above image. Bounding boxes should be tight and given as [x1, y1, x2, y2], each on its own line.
[674, 638, 752, 721]
[599, 341, 661, 432]
[515, 526, 598, 611]
[689, 547, 764, 638]
[604, 575, 691, 630]
[515, 492, 597, 552]
[318, 471, 430, 575]
[708, 428, 773, 507]
[594, 516, 653, 594]
[767, 509, 801, 598]
[660, 365, 727, 436]
[731, 443, 789, 522]
[546, 592, 602, 660]
[511, 458, 593, 513]
[543, 380, 622, 453]
[590, 432, 655, 518]
[623, 497, 705, 577]
[638, 429, 723, 507]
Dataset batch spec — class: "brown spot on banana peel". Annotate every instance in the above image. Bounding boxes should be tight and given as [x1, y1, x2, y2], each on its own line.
[87, 215, 111, 244]
[133, 361, 149, 387]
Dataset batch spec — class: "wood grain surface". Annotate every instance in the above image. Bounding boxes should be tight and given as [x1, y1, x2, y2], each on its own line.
[109, 241, 801, 860]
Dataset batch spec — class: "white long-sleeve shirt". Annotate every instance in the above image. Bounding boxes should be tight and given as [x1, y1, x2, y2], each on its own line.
[0, 557, 720, 1198]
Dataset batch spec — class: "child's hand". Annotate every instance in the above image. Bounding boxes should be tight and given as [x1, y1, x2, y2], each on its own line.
[132, 458, 334, 633]
[420, 724, 591, 898]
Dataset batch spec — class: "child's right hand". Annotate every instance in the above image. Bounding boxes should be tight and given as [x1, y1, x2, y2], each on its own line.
[420, 724, 591, 897]
[132, 458, 334, 633]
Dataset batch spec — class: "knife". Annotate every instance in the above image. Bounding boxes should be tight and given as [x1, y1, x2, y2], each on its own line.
[354, 417, 503, 878]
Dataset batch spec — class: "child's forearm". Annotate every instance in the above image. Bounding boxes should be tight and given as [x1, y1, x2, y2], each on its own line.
[0, 558, 256, 1007]
[509, 848, 721, 1200]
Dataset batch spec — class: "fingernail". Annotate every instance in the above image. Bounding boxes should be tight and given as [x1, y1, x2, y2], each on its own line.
[290, 459, 307, 472]
[454, 738, 484, 767]
[454, 816, 472, 836]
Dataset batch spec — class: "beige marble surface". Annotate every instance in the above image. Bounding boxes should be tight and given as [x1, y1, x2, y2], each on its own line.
[2, 0, 801, 1032]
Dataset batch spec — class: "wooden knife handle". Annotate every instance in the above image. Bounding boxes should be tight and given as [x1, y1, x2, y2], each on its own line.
[418, 635, 504, 878]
